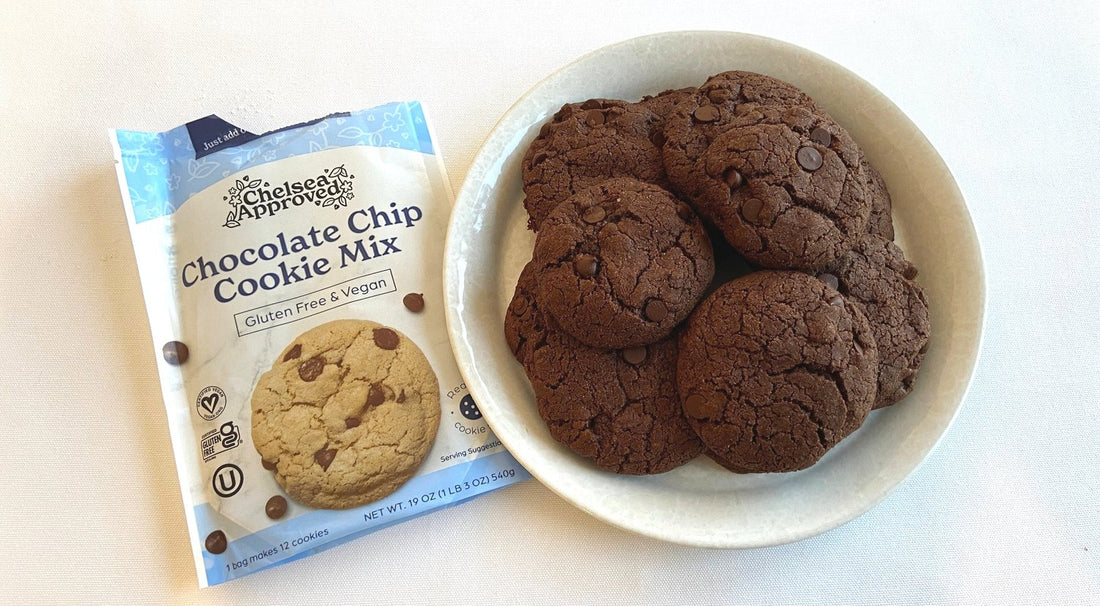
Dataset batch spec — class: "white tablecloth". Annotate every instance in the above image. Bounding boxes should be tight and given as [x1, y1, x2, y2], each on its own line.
[2, 2, 1097, 603]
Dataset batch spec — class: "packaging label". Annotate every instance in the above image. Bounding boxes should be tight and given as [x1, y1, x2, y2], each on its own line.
[111, 102, 529, 587]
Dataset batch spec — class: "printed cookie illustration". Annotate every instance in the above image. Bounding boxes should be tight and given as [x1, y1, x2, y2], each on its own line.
[532, 178, 714, 349]
[505, 260, 703, 474]
[816, 235, 930, 408]
[251, 319, 441, 509]
[677, 271, 878, 473]
[521, 99, 666, 230]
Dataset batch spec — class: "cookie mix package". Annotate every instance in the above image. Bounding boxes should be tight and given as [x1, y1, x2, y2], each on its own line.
[111, 102, 529, 586]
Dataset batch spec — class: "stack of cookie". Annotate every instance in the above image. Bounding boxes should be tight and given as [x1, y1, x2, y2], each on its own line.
[506, 71, 930, 475]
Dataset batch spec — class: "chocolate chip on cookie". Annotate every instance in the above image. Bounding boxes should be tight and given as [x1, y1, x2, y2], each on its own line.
[689, 105, 871, 269]
[532, 178, 714, 349]
[521, 99, 666, 231]
[504, 260, 703, 474]
[817, 235, 930, 408]
[661, 71, 819, 199]
[251, 320, 440, 509]
[677, 271, 878, 473]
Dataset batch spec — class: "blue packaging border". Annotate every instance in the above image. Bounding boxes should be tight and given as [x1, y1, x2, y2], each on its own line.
[114, 101, 435, 223]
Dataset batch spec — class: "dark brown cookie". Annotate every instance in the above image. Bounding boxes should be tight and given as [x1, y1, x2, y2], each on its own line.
[661, 71, 818, 198]
[532, 178, 714, 349]
[504, 260, 704, 474]
[861, 158, 895, 240]
[688, 106, 871, 269]
[677, 271, 878, 473]
[638, 87, 698, 122]
[816, 235, 929, 408]
[521, 99, 666, 231]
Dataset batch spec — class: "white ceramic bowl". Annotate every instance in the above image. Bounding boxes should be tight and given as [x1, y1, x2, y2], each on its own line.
[444, 31, 984, 547]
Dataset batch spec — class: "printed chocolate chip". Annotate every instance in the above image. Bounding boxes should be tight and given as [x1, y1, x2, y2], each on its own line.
[314, 448, 337, 471]
[585, 109, 605, 127]
[402, 292, 425, 313]
[373, 327, 400, 350]
[741, 198, 763, 223]
[622, 346, 647, 365]
[797, 146, 823, 171]
[693, 104, 720, 122]
[265, 496, 288, 520]
[819, 273, 839, 291]
[810, 127, 833, 146]
[298, 356, 325, 382]
[162, 341, 189, 365]
[574, 254, 598, 277]
[345, 417, 361, 429]
[676, 202, 694, 221]
[283, 343, 302, 361]
[724, 168, 744, 190]
[205, 530, 227, 555]
[904, 265, 919, 280]
[684, 394, 716, 419]
[261, 459, 277, 471]
[366, 383, 385, 408]
[644, 299, 668, 322]
[582, 205, 606, 224]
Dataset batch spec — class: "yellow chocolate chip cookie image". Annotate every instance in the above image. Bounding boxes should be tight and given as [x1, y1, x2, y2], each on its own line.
[251, 319, 441, 510]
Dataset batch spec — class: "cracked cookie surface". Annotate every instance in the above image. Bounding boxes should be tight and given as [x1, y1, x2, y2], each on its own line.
[689, 103, 870, 270]
[661, 70, 819, 198]
[677, 271, 878, 473]
[521, 99, 666, 231]
[504, 261, 704, 474]
[251, 319, 440, 509]
[532, 178, 714, 349]
[816, 235, 929, 408]
[861, 158, 895, 240]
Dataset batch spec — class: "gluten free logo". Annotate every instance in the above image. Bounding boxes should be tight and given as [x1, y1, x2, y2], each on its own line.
[223, 165, 356, 228]
[196, 385, 227, 420]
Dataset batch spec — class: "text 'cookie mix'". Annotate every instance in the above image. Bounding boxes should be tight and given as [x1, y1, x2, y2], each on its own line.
[510, 70, 929, 475]
[113, 104, 528, 587]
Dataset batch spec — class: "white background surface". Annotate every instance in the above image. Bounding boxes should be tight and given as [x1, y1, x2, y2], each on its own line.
[1, 1, 1097, 603]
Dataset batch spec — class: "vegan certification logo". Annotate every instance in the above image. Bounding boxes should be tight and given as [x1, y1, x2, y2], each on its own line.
[223, 165, 355, 228]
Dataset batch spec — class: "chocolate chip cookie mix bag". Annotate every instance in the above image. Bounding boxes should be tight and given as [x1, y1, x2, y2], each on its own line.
[111, 103, 529, 587]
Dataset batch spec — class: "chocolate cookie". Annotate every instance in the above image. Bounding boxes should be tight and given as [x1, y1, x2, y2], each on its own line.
[639, 87, 698, 122]
[251, 320, 440, 509]
[521, 99, 665, 231]
[688, 106, 871, 269]
[532, 178, 714, 349]
[816, 235, 930, 408]
[861, 158, 895, 240]
[677, 271, 878, 473]
[661, 70, 818, 198]
[505, 260, 704, 474]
